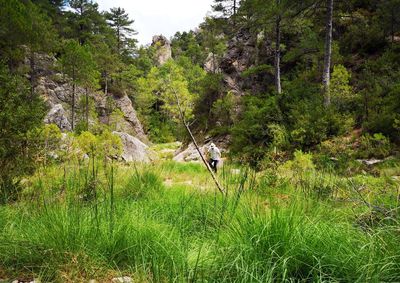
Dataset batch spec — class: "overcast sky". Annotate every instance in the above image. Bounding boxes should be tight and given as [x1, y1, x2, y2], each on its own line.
[96, 0, 214, 46]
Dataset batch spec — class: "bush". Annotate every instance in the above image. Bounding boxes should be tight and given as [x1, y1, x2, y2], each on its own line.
[357, 133, 392, 159]
[231, 95, 284, 167]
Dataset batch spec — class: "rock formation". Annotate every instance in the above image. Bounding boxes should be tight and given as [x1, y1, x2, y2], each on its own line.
[218, 28, 257, 96]
[113, 131, 150, 163]
[44, 104, 71, 132]
[32, 53, 146, 141]
[152, 35, 172, 65]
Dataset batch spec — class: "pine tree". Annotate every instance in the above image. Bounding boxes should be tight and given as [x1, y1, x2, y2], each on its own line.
[59, 40, 96, 130]
[67, 0, 106, 45]
[105, 7, 137, 56]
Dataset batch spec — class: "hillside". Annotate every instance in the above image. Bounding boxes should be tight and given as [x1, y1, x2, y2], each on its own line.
[0, 0, 400, 282]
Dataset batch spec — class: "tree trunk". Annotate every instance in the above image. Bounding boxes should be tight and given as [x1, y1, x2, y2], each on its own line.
[322, 0, 334, 107]
[117, 27, 121, 54]
[72, 66, 76, 130]
[104, 72, 108, 96]
[72, 83, 75, 130]
[30, 51, 36, 97]
[232, 0, 237, 26]
[86, 87, 89, 131]
[274, 4, 282, 94]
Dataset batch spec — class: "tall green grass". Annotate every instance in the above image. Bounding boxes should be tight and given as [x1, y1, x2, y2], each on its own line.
[0, 160, 399, 282]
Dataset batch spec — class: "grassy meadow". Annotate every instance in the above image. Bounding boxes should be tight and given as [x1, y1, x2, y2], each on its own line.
[0, 145, 400, 282]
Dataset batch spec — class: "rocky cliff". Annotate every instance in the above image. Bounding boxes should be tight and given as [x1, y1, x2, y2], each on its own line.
[209, 28, 273, 96]
[32, 54, 146, 142]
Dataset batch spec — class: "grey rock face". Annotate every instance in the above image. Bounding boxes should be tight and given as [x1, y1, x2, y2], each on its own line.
[111, 277, 133, 283]
[113, 94, 146, 141]
[113, 131, 150, 163]
[152, 35, 172, 65]
[44, 104, 71, 132]
[219, 28, 258, 96]
[204, 52, 220, 73]
[34, 56, 147, 141]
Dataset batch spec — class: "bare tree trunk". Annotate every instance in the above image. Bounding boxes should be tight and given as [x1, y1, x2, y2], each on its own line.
[72, 83, 75, 130]
[85, 87, 89, 131]
[170, 83, 224, 195]
[30, 51, 36, 97]
[72, 66, 76, 130]
[322, 0, 334, 107]
[231, 0, 237, 27]
[274, 3, 282, 94]
[117, 27, 121, 54]
[104, 72, 108, 96]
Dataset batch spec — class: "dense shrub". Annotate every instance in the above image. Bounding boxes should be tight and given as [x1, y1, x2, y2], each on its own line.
[0, 64, 46, 203]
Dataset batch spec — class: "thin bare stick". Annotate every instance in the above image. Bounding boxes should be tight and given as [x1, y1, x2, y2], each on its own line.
[169, 82, 225, 194]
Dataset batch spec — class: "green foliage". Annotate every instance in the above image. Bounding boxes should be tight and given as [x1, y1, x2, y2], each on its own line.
[59, 40, 98, 86]
[279, 150, 315, 176]
[136, 60, 199, 142]
[231, 95, 284, 167]
[0, 0, 56, 67]
[357, 133, 392, 159]
[1, 160, 400, 281]
[28, 123, 63, 165]
[0, 64, 46, 202]
[211, 91, 237, 127]
[75, 130, 122, 159]
[330, 64, 354, 111]
[105, 7, 137, 56]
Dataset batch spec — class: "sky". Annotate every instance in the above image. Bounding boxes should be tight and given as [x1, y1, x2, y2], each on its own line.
[96, 0, 215, 46]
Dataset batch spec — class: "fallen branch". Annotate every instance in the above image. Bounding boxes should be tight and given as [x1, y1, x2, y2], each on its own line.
[169, 83, 225, 195]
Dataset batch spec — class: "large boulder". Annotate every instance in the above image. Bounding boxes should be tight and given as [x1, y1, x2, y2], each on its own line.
[152, 35, 172, 66]
[173, 137, 230, 163]
[113, 131, 150, 163]
[44, 104, 71, 132]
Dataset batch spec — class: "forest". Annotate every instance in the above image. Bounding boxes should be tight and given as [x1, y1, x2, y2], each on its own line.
[0, 0, 400, 282]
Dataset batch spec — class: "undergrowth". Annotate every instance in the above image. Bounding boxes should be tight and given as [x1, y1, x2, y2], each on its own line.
[0, 159, 399, 282]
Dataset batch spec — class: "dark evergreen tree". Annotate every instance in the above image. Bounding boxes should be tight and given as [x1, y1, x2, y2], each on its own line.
[105, 7, 137, 56]
[0, 63, 46, 203]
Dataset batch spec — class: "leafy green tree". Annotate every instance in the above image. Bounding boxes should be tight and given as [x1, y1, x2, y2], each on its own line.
[377, 0, 400, 44]
[136, 60, 196, 141]
[0, 64, 46, 203]
[171, 31, 204, 65]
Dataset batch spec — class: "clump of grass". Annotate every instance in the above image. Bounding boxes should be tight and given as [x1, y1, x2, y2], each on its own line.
[121, 165, 165, 200]
[212, 201, 400, 282]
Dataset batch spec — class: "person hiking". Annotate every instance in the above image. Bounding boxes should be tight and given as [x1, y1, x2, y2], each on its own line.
[208, 143, 221, 173]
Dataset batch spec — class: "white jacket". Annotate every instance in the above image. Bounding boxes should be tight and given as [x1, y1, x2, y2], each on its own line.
[208, 145, 221, 160]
